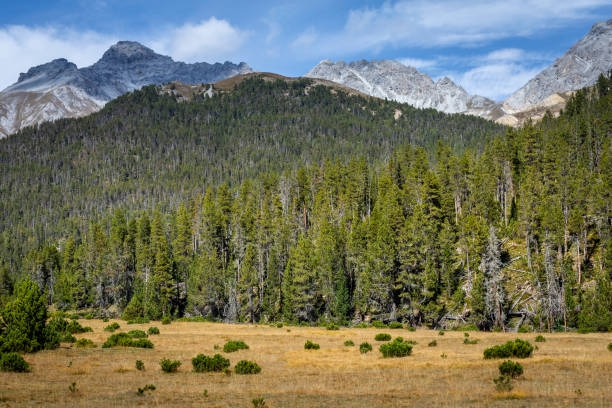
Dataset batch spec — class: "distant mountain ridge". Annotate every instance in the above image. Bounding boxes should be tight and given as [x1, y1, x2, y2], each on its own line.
[305, 59, 503, 120]
[0, 41, 253, 137]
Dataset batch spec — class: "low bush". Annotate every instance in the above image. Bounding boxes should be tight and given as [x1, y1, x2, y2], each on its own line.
[484, 339, 534, 359]
[375, 333, 391, 341]
[102, 333, 153, 349]
[326, 323, 339, 330]
[160, 358, 181, 373]
[234, 360, 262, 374]
[499, 360, 523, 378]
[438, 330, 445, 336]
[354, 322, 369, 328]
[104, 322, 121, 332]
[192, 353, 230, 372]
[75, 338, 96, 348]
[359, 342, 372, 354]
[493, 375, 513, 392]
[304, 340, 320, 350]
[126, 317, 150, 324]
[66, 320, 93, 334]
[428, 340, 437, 347]
[0, 353, 30, 372]
[135, 360, 145, 371]
[464, 338, 478, 344]
[276, 322, 284, 328]
[371, 320, 387, 328]
[608, 343, 612, 352]
[127, 330, 148, 339]
[344, 340, 355, 346]
[389, 322, 403, 329]
[161, 317, 171, 325]
[223, 340, 249, 353]
[453, 324, 479, 331]
[379, 337, 413, 358]
[137, 384, 155, 395]
[252, 397, 266, 407]
[61, 333, 77, 343]
[147, 326, 160, 335]
[408, 326, 416, 332]
[535, 335, 546, 343]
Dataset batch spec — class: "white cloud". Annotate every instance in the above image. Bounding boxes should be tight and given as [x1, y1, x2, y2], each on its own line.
[291, 27, 318, 48]
[152, 18, 249, 63]
[397, 57, 437, 69]
[0, 25, 115, 90]
[294, 0, 611, 55]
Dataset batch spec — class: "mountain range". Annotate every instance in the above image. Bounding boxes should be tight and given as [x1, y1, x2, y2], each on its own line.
[0, 18, 611, 138]
[0, 41, 252, 137]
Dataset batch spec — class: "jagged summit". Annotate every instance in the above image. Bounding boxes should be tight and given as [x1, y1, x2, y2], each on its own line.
[0, 40, 253, 137]
[503, 18, 612, 112]
[306, 59, 499, 119]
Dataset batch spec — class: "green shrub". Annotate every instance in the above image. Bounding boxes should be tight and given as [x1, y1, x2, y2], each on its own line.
[608, 343, 612, 352]
[223, 340, 249, 353]
[408, 326, 416, 332]
[344, 340, 354, 346]
[499, 360, 523, 378]
[463, 338, 478, 344]
[234, 360, 262, 374]
[276, 322, 283, 328]
[104, 322, 121, 332]
[484, 339, 534, 359]
[304, 340, 320, 350]
[389, 322, 403, 329]
[135, 360, 145, 371]
[61, 333, 77, 343]
[160, 358, 181, 373]
[371, 320, 387, 328]
[126, 317, 150, 324]
[102, 333, 153, 348]
[375, 333, 391, 341]
[191, 353, 230, 372]
[66, 320, 93, 334]
[428, 340, 437, 347]
[0, 352, 30, 372]
[535, 335, 546, 343]
[137, 384, 155, 395]
[75, 338, 96, 348]
[127, 330, 148, 339]
[438, 330, 445, 336]
[326, 323, 339, 330]
[84, 313, 94, 319]
[161, 317, 171, 325]
[454, 324, 479, 331]
[354, 322, 369, 328]
[493, 375, 513, 392]
[252, 397, 266, 407]
[147, 326, 160, 335]
[359, 342, 372, 354]
[517, 325, 529, 333]
[379, 337, 413, 358]
[103, 317, 109, 322]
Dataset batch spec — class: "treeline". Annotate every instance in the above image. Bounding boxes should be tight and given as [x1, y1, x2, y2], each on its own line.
[1, 75, 611, 331]
[0, 76, 502, 262]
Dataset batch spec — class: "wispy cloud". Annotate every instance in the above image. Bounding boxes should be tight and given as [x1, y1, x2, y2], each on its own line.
[397, 57, 438, 69]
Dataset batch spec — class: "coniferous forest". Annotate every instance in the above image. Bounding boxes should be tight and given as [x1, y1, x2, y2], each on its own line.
[0, 74, 610, 332]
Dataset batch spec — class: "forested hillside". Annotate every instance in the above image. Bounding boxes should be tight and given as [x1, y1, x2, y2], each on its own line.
[0, 74, 610, 331]
[0, 76, 502, 268]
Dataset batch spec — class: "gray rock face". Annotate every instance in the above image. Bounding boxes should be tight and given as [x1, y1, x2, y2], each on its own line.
[503, 19, 612, 112]
[0, 41, 253, 137]
[305, 59, 500, 119]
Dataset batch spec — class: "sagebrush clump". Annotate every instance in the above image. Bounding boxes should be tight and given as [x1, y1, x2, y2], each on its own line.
[344, 340, 354, 346]
[192, 353, 230, 372]
[135, 360, 145, 371]
[102, 333, 153, 349]
[160, 358, 181, 373]
[75, 338, 96, 348]
[0, 352, 30, 372]
[304, 340, 320, 350]
[104, 322, 120, 332]
[375, 333, 391, 341]
[147, 326, 160, 335]
[498, 360, 523, 378]
[127, 330, 148, 338]
[484, 339, 534, 359]
[379, 337, 413, 358]
[234, 360, 261, 374]
[223, 340, 249, 353]
[359, 342, 372, 354]
[428, 340, 437, 347]
[389, 322, 403, 329]
[535, 335, 546, 343]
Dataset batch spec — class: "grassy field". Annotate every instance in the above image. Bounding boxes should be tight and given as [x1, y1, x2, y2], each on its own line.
[0, 320, 611, 407]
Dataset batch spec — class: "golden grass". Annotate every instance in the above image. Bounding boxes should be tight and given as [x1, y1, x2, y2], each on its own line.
[0, 321, 611, 407]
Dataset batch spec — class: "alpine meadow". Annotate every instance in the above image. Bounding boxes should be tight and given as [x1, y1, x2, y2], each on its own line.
[0, 5, 611, 407]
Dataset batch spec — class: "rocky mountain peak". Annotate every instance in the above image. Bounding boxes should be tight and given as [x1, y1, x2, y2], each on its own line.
[98, 41, 166, 64]
[17, 58, 78, 83]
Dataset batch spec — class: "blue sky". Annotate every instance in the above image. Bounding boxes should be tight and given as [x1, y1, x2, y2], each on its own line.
[1, 1, 611, 100]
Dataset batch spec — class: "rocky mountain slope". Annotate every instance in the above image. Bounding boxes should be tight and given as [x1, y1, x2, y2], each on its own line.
[503, 18, 612, 113]
[0, 41, 252, 137]
[305, 59, 503, 120]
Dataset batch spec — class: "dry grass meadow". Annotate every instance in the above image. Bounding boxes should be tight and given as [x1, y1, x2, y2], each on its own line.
[0, 320, 611, 407]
